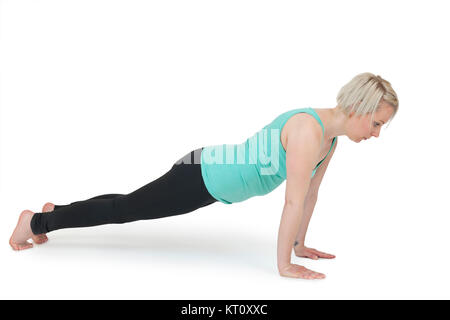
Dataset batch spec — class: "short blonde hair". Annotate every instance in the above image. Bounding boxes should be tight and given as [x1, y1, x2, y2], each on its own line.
[336, 72, 399, 127]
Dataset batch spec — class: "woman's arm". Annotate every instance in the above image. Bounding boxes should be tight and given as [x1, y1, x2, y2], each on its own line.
[277, 120, 325, 279]
[294, 137, 338, 248]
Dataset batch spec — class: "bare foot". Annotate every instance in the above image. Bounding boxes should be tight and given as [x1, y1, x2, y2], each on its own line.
[9, 210, 36, 250]
[30, 202, 55, 244]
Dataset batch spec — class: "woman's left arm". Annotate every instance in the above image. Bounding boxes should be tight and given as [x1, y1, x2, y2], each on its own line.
[294, 137, 338, 258]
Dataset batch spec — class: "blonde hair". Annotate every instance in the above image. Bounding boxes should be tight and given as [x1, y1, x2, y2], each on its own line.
[336, 72, 399, 128]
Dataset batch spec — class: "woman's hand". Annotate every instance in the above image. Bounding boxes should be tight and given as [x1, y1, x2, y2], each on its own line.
[294, 245, 336, 260]
[278, 263, 325, 279]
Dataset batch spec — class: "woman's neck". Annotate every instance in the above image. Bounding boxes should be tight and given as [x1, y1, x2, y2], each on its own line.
[314, 107, 347, 142]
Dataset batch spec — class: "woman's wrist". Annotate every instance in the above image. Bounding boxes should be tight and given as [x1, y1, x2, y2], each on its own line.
[294, 240, 305, 247]
[278, 262, 292, 272]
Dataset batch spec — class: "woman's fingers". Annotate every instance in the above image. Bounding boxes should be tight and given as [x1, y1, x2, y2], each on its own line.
[299, 266, 325, 279]
[306, 253, 319, 260]
[280, 264, 326, 279]
[294, 246, 335, 260]
[310, 248, 335, 259]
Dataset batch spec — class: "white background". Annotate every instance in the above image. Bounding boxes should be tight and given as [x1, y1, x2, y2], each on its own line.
[0, 0, 449, 299]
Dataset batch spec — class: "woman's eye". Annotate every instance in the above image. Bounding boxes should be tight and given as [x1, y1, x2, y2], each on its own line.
[374, 122, 380, 127]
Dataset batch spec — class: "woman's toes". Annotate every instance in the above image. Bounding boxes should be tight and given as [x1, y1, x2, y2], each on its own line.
[32, 234, 48, 244]
[10, 239, 34, 251]
[18, 242, 34, 250]
[42, 202, 55, 213]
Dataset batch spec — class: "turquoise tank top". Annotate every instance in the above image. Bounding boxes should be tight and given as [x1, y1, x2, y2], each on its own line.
[200, 107, 337, 204]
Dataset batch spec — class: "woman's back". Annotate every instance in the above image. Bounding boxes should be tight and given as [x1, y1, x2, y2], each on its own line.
[200, 108, 337, 204]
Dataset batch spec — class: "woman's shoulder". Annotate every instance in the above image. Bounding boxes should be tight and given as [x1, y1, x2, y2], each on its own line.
[281, 111, 323, 149]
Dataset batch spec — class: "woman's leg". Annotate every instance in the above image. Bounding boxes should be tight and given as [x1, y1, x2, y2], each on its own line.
[29, 147, 216, 235]
[52, 194, 123, 211]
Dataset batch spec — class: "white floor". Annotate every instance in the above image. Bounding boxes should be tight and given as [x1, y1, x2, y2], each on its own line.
[2, 189, 450, 300]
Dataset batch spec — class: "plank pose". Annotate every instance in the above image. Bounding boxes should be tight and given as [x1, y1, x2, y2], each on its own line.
[10, 72, 399, 279]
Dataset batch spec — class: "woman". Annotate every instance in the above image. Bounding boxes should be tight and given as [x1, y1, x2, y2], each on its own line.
[9, 72, 399, 279]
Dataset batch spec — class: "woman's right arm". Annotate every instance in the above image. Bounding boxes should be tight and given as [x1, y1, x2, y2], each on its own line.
[277, 120, 326, 279]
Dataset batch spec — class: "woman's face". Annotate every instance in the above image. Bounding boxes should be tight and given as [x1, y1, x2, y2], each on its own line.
[346, 102, 395, 143]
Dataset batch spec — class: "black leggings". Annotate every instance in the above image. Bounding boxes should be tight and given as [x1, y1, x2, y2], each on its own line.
[30, 147, 217, 235]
